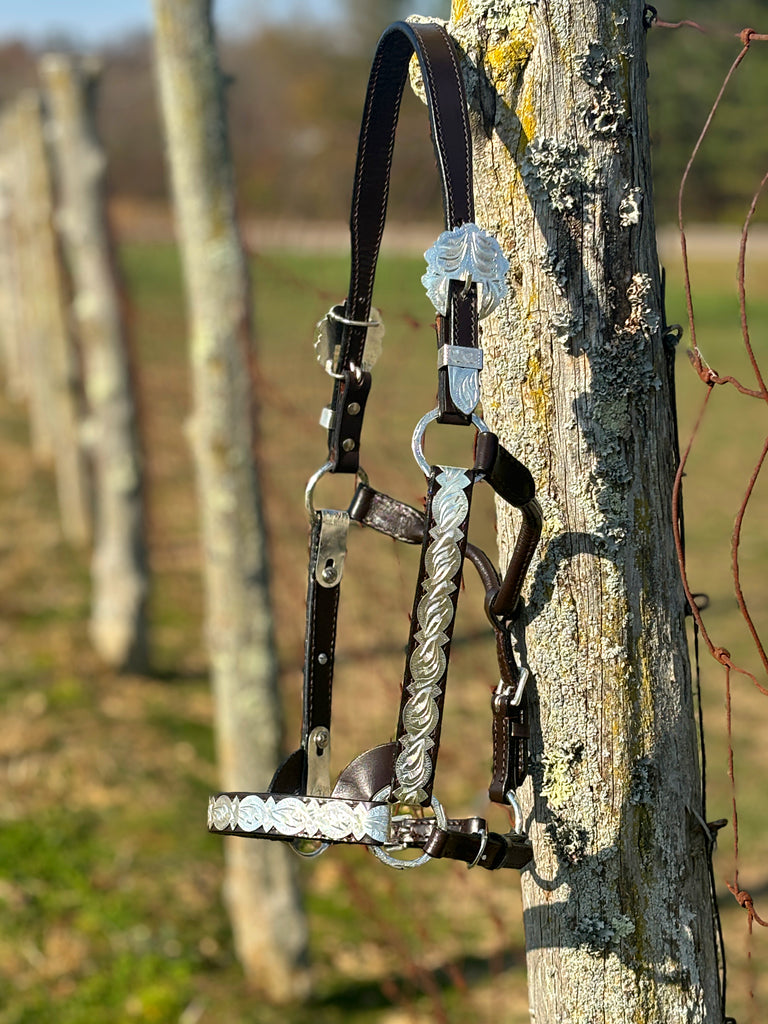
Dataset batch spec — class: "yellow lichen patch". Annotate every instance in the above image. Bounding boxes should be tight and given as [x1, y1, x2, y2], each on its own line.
[485, 32, 535, 89]
[450, 0, 470, 23]
[516, 73, 537, 153]
[525, 349, 550, 430]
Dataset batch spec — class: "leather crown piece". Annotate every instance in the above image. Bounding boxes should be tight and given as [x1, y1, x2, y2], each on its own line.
[208, 20, 541, 872]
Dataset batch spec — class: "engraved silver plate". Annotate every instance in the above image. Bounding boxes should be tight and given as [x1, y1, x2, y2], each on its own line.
[314, 303, 385, 376]
[393, 466, 471, 804]
[422, 223, 509, 320]
[208, 793, 391, 844]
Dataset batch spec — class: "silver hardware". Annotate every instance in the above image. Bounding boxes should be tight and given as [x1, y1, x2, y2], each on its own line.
[422, 222, 509, 320]
[319, 406, 334, 430]
[437, 345, 484, 413]
[327, 306, 383, 329]
[347, 402, 361, 416]
[306, 726, 332, 797]
[393, 464, 471, 803]
[505, 790, 524, 835]
[304, 463, 369, 519]
[315, 510, 349, 589]
[341, 438, 356, 452]
[493, 669, 529, 712]
[466, 827, 489, 870]
[369, 787, 447, 870]
[314, 303, 385, 377]
[437, 345, 483, 370]
[317, 653, 328, 665]
[209, 792, 390, 843]
[411, 407, 490, 478]
[292, 837, 329, 859]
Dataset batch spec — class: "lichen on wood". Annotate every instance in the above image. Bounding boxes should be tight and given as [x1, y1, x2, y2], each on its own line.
[449, 0, 720, 1019]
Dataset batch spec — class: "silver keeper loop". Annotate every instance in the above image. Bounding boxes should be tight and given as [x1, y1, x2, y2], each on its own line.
[438, 344, 483, 371]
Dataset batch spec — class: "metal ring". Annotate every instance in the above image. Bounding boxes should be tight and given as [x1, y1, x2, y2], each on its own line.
[411, 407, 490, 477]
[304, 463, 369, 519]
[466, 827, 488, 870]
[369, 787, 447, 870]
[291, 837, 330, 859]
[505, 790, 524, 835]
[327, 307, 382, 329]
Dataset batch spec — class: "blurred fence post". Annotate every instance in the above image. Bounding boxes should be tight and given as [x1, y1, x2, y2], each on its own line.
[40, 54, 149, 673]
[151, 0, 310, 1001]
[10, 90, 92, 546]
[0, 143, 27, 401]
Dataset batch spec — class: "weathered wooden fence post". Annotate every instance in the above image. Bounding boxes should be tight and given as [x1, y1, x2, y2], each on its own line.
[151, 0, 310, 1000]
[40, 53, 149, 673]
[10, 90, 92, 547]
[449, 1, 721, 1019]
[0, 145, 27, 401]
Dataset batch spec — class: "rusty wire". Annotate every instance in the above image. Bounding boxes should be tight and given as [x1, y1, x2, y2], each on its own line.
[659, 15, 768, 1021]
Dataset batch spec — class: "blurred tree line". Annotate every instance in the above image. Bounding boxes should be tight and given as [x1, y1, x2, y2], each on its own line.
[0, 0, 766, 224]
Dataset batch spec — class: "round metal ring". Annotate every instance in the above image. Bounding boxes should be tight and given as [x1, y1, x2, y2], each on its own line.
[505, 789, 524, 835]
[304, 463, 369, 519]
[327, 308, 382, 329]
[291, 837, 330, 859]
[411, 407, 490, 477]
[369, 787, 447, 870]
[466, 827, 489, 870]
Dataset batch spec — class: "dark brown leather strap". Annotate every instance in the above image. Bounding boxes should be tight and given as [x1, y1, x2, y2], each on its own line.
[301, 512, 342, 746]
[474, 431, 543, 623]
[328, 20, 477, 471]
[421, 821, 534, 870]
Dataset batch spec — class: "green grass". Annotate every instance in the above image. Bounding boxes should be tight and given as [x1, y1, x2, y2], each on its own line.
[0, 237, 765, 1023]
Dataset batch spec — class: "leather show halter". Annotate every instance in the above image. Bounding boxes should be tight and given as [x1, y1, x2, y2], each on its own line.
[208, 20, 541, 871]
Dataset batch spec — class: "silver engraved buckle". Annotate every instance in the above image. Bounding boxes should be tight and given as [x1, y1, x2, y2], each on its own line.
[422, 222, 509, 320]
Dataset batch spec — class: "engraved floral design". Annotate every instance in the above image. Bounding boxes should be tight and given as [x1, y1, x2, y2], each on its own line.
[207, 793, 390, 844]
[394, 467, 470, 803]
[422, 222, 509, 320]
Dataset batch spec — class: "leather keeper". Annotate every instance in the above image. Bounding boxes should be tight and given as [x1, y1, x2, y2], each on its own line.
[474, 432, 536, 508]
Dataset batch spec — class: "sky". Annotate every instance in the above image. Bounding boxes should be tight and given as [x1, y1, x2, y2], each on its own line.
[0, 0, 340, 46]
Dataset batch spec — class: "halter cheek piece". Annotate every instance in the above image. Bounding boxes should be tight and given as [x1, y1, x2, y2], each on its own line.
[207, 20, 541, 871]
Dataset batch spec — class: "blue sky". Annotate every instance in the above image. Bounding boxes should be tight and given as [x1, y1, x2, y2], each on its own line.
[0, 0, 339, 45]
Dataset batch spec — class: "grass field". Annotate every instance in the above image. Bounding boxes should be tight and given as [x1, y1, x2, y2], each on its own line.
[0, 235, 766, 1023]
